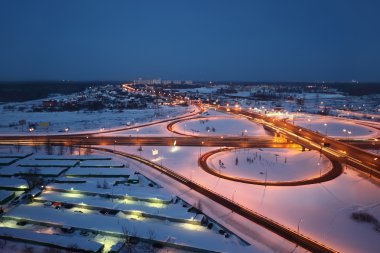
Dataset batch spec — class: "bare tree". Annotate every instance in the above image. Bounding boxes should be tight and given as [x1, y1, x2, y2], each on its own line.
[21, 168, 42, 189]
[58, 143, 65, 156]
[43, 247, 61, 253]
[15, 143, 22, 153]
[122, 225, 137, 253]
[0, 239, 7, 249]
[44, 139, 53, 155]
[65, 244, 79, 253]
[21, 244, 34, 253]
[194, 199, 203, 213]
[147, 229, 156, 240]
[33, 143, 41, 153]
[84, 146, 93, 155]
[102, 179, 110, 189]
[69, 144, 75, 155]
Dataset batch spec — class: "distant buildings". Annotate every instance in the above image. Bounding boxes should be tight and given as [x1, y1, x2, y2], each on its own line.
[133, 78, 193, 85]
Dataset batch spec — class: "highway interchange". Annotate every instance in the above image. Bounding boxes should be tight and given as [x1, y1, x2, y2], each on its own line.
[0, 101, 379, 253]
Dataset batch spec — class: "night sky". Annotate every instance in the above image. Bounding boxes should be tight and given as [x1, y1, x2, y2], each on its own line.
[0, 0, 379, 82]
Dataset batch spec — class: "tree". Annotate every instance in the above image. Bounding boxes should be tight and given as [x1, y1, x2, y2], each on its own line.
[44, 139, 53, 155]
[21, 168, 42, 189]
[21, 244, 34, 253]
[65, 244, 79, 253]
[122, 225, 137, 253]
[15, 143, 22, 153]
[43, 247, 61, 253]
[84, 146, 93, 155]
[69, 144, 75, 155]
[102, 179, 110, 189]
[0, 239, 7, 249]
[58, 143, 65, 156]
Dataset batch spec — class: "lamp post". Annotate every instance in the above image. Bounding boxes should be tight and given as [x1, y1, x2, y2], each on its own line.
[373, 139, 378, 154]
[324, 123, 328, 135]
[307, 118, 311, 130]
[297, 218, 303, 233]
[232, 189, 237, 202]
[199, 141, 204, 158]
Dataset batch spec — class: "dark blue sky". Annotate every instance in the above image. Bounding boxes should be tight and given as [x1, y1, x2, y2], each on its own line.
[0, 0, 380, 82]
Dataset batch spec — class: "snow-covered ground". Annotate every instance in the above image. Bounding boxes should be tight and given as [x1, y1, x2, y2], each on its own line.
[172, 116, 268, 137]
[0, 190, 14, 203]
[110, 145, 380, 253]
[208, 148, 332, 182]
[0, 166, 67, 177]
[0, 105, 195, 134]
[0, 177, 28, 190]
[294, 116, 379, 139]
[0, 147, 255, 253]
[0, 226, 103, 252]
[5, 202, 250, 253]
[65, 167, 130, 177]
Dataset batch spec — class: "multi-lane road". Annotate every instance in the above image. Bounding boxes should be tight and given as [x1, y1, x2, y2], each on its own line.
[199, 147, 343, 186]
[208, 105, 380, 178]
[91, 146, 339, 253]
[1, 101, 379, 253]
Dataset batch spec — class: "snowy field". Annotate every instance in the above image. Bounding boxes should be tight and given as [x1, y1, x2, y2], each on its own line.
[0, 166, 68, 177]
[0, 177, 28, 190]
[172, 116, 268, 137]
[112, 145, 380, 253]
[5, 202, 249, 253]
[294, 116, 379, 139]
[208, 148, 332, 182]
[0, 146, 254, 253]
[102, 121, 176, 137]
[0, 105, 196, 134]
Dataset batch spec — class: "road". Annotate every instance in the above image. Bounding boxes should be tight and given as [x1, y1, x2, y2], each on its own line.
[207, 105, 380, 178]
[1, 101, 378, 252]
[199, 147, 343, 186]
[90, 146, 338, 253]
[0, 135, 292, 148]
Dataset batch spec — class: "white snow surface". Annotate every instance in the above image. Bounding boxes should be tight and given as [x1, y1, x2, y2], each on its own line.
[0, 166, 67, 176]
[107, 145, 380, 253]
[0, 177, 28, 189]
[294, 116, 379, 139]
[208, 148, 332, 182]
[36, 191, 194, 221]
[6, 203, 252, 253]
[0, 105, 195, 134]
[172, 116, 268, 137]
[0, 226, 103, 252]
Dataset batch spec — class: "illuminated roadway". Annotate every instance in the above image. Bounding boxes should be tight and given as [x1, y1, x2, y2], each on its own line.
[199, 147, 343, 186]
[1, 102, 379, 252]
[206, 105, 380, 179]
[90, 146, 339, 253]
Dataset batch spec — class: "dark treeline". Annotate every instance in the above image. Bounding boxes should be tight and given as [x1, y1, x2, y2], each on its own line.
[234, 81, 380, 96]
[328, 82, 380, 96]
[0, 81, 120, 102]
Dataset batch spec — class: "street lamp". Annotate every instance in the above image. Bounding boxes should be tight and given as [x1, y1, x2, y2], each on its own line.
[324, 123, 328, 135]
[232, 189, 237, 202]
[199, 141, 204, 158]
[307, 118, 311, 130]
[297, 218, 303, 233]
[373, 139, 378, 154]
